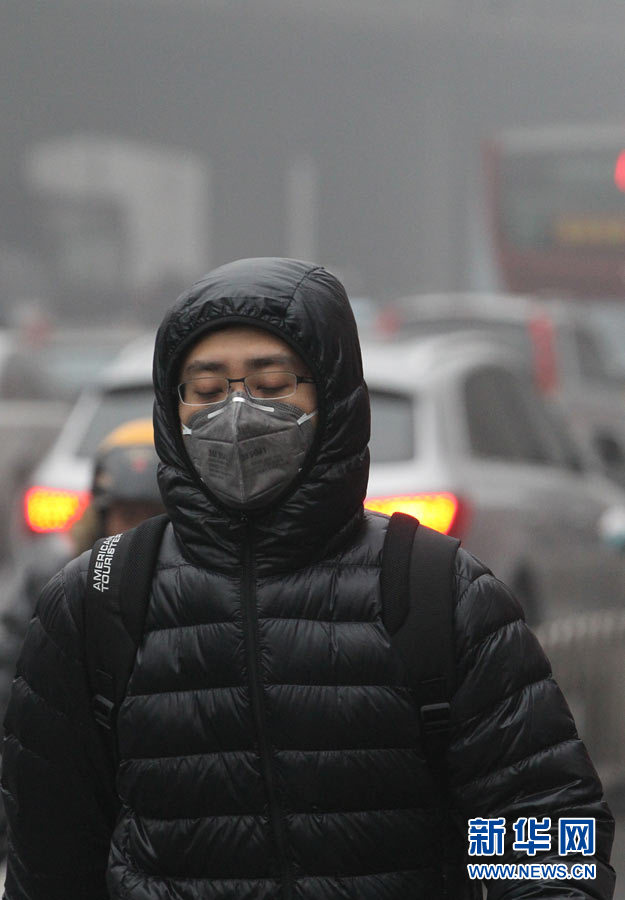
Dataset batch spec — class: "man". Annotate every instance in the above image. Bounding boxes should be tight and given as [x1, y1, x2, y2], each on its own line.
[0, 419, 164, 864]
[74, 418, 165, 549]
[0, 417, 163, 723]
[2, 258, 614, 898]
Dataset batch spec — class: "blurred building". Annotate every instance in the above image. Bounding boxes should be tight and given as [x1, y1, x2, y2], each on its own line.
[2, 0, 625, 322]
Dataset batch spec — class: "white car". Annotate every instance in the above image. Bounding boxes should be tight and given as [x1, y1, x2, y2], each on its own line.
[364, 331, 625, 624]
[17, 334, 155, 551]
[383, 292, 625, 486]
[21, 329, 625, 625]
[0, 330, 70, 561]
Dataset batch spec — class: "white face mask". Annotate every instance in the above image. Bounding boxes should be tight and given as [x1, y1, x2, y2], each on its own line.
[182, 393, 317, 510]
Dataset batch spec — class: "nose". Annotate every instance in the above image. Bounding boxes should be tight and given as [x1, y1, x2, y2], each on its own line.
[228, 385, 248, 400]
[226, 377, 248, 398]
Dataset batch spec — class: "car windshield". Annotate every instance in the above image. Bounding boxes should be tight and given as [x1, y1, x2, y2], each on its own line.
[78, 386, 155, 456]
[369, 389, 415, 462]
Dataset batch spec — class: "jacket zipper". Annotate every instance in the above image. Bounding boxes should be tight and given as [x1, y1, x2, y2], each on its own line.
[241, 520, 294, 897]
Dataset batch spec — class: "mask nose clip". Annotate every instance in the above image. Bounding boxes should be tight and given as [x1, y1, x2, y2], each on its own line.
[230, 393, 275, 413]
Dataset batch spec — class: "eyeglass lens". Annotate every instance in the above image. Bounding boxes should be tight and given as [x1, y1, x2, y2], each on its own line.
[179, 371, 300, 405]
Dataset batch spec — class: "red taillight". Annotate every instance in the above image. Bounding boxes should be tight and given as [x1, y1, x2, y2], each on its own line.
[365, 491, 467, 536]
[375, 307, 401, 337]
[615, 151, 625, 192]
[24, 486, 90, 534]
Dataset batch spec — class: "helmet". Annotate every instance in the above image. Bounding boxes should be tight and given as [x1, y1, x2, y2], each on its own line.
[91, 419, 162, 509]
[71, 419, 163, 553]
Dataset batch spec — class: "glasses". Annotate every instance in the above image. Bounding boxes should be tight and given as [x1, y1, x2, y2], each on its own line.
[178, 371, 316, 407]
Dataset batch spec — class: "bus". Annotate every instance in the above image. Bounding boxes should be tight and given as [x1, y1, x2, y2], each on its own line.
[485, 123, 625, 298]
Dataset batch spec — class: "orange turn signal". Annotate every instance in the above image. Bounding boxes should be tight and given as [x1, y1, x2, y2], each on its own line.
[24, 486, 91, 534]
[365, 492, 461, 535]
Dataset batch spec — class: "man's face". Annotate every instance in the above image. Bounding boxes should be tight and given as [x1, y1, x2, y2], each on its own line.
[177, 325, 317, 426]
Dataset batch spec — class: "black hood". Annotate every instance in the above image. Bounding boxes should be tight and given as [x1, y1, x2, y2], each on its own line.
[152, 257, 370, 574]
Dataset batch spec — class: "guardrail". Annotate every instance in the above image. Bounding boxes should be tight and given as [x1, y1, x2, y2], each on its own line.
[537, 609, 625, 794]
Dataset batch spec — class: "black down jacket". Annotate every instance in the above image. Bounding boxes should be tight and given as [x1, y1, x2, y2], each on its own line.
[2, 258, 615, 899]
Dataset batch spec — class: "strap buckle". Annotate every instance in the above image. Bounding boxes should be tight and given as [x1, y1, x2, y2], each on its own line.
[92, 694, 115, 730]
[420, 701, 451, 735]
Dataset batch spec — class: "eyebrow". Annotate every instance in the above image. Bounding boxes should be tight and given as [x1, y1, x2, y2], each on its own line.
[182, 353, 300, 378]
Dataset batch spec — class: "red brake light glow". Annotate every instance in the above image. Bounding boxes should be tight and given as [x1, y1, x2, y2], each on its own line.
[24, 486, 91, 534]
[614, 151, 625, 192]
[365, 492, 461, 535]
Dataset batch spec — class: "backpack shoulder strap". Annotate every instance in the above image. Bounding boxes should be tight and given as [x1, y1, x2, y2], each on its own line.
[381, 512, 460, 776]
[85, 513, 169, 766]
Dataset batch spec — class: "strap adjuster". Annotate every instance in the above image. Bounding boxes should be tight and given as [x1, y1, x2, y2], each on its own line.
[92, 694, 115, 730]
[420, 701, 451, 734]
